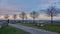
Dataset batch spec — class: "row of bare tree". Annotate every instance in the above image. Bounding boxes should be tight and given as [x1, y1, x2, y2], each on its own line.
[4, 11, 38, 23]
[3, 6, 60, 24]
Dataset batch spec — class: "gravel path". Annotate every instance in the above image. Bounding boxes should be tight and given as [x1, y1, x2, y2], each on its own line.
[9, 24, 58, 34]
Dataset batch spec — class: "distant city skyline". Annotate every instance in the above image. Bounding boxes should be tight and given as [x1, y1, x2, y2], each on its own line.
[0, 0, 60, 15]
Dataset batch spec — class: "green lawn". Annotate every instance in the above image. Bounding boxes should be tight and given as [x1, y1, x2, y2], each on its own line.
[0, 26, 30, 34]
[20, 23, 60, 34]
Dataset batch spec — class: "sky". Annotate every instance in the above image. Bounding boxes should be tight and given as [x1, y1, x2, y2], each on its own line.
[0, 0, 60, 15]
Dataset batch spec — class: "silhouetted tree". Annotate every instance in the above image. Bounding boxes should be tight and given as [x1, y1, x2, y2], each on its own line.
[4, 14, 9, 26]
[13, 14, 17, 23]
[19, 12, 26, 23]
[46, 6, 58, 24]
[30, 11, 39, 23]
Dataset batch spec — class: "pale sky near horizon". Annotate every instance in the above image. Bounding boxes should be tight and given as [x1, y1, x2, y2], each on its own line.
[0, 14, 60, 20]
[0, 0, 60, 15]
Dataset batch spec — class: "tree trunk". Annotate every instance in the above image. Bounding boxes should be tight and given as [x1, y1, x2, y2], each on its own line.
[22, 18, 25, 23]
[14, 19, 16, 24]
[33, 18, 35, 24]
[8, 19, 9, 23]
[51, 16, 53, 25]
[51, 13, 53, 25]
[7, 19, 9, 26]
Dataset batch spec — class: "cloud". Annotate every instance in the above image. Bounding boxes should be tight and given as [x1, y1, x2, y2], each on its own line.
[0, 3, 23, 15]
[0, 3, 17, 14]
[0, 0, 60, 15]
[36, 0, 60, 10]
[0, 2, 30, 15]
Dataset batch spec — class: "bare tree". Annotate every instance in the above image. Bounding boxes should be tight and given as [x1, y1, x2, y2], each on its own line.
[4, 14, 9, 25]
[19, 12, 26, 23]
[30, 11, 39, 23]
[13, 14, 17, 23]
[46, 6, 58, 24]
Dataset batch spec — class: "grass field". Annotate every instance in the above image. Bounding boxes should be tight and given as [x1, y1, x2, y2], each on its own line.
[0, 26, 30, 34]
[20, 23, 60, 34]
